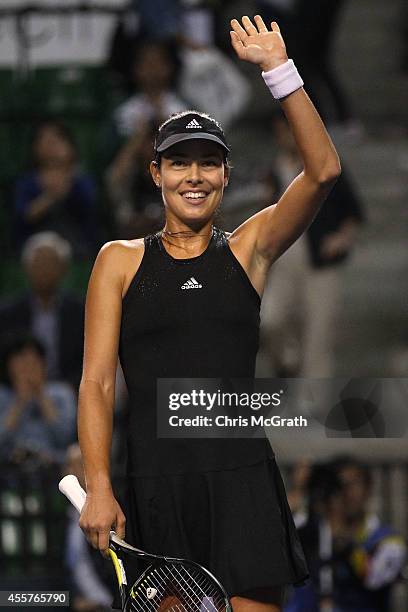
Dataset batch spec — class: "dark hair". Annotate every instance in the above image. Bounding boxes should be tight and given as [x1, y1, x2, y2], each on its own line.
[30, 119, 78, 167]
[131, 38, 181, 91]
[0, 333, 46, 387]
[331, 455, 373, 490]
[306, 462, 343, 507]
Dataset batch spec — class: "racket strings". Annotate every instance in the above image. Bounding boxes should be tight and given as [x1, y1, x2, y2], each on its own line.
[130, 567, 211, 612]
[127, 562, 227, 612]
[156, 567, 203, 612]
[143, 567, 199, 612]
[158, 565, 220, 611]
[176, 569, 225, 608]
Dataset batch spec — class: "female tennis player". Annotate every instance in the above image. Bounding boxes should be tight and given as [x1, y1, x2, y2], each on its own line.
[78, 15, 341, 611]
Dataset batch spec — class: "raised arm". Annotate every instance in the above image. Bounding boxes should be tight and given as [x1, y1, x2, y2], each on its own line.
[229, 15, 341, 266]
[77, 242, 127, 553]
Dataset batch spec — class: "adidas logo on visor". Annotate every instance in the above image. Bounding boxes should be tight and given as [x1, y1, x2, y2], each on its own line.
[185, 119, 202, 129]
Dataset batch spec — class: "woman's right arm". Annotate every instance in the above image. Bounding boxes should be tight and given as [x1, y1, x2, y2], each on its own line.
[77, 242, 127, 553]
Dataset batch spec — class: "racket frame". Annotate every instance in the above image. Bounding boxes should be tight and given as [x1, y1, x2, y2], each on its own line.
[109, 532, 232, 611]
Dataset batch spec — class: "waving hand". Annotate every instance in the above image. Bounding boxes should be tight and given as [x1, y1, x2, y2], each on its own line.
[230, 15, 288, 72]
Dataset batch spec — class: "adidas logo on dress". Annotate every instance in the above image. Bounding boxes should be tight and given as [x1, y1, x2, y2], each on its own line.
[181, 277, 203, 290]
[185, 119, 202, 129]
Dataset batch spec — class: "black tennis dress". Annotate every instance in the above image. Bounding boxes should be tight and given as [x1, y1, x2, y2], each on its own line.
[117, 227, 309, 600]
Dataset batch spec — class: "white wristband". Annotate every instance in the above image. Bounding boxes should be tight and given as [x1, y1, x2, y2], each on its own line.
[262, 59, 304, 100]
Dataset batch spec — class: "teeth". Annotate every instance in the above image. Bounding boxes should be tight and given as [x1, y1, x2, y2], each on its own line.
[183, 192, 207, 199]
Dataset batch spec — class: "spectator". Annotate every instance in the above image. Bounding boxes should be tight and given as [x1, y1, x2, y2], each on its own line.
[106, 119, 163, 238]
[257, 0, 361, 134]
[333, 457, 407, 611]
[0, 334, 76, 465]
[0, 232, 84, 390]
[108, 39, 186, 153]
[294, 0, 359, 131]
[285, 461, 345, 611]
[107, 3, 179, 93]
[178, 29, 251, 129]
[108, 1, 236, 88]
[287, 459, 312, 528]
[104, 39, 187, 233]
[260, 112, 364, 377]
[14, 120, 98, 257]
[285, 458, 407, 612]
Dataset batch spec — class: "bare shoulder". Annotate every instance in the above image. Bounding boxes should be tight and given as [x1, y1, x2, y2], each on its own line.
[98, 238, 144, 262]
[91, 238, 145, 298]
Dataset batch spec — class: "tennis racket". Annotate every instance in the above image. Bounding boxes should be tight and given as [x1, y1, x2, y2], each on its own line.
[59, 475, 232, 611]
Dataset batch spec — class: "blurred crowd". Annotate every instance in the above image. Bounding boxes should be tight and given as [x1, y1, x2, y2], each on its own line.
[0, 0, 407, 610]
[284, 456, 407, 612]
[0, 0, 369, 407]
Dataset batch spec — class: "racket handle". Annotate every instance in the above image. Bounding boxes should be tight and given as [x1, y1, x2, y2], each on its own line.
[59, 474, 87, 513]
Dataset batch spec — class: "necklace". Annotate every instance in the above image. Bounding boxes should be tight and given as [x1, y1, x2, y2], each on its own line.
[160, 228, 212, 239]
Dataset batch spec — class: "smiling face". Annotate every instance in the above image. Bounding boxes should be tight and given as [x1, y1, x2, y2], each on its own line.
[150, 140, 229, 228]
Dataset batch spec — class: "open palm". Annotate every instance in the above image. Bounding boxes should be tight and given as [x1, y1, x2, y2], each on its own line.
[230, 15, 288, 72]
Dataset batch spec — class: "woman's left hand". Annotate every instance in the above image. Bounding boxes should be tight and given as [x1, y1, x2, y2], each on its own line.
[230, 15, 288, 72]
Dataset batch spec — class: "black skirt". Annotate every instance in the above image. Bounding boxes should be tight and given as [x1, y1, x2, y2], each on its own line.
[113, 457, 309, 606]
